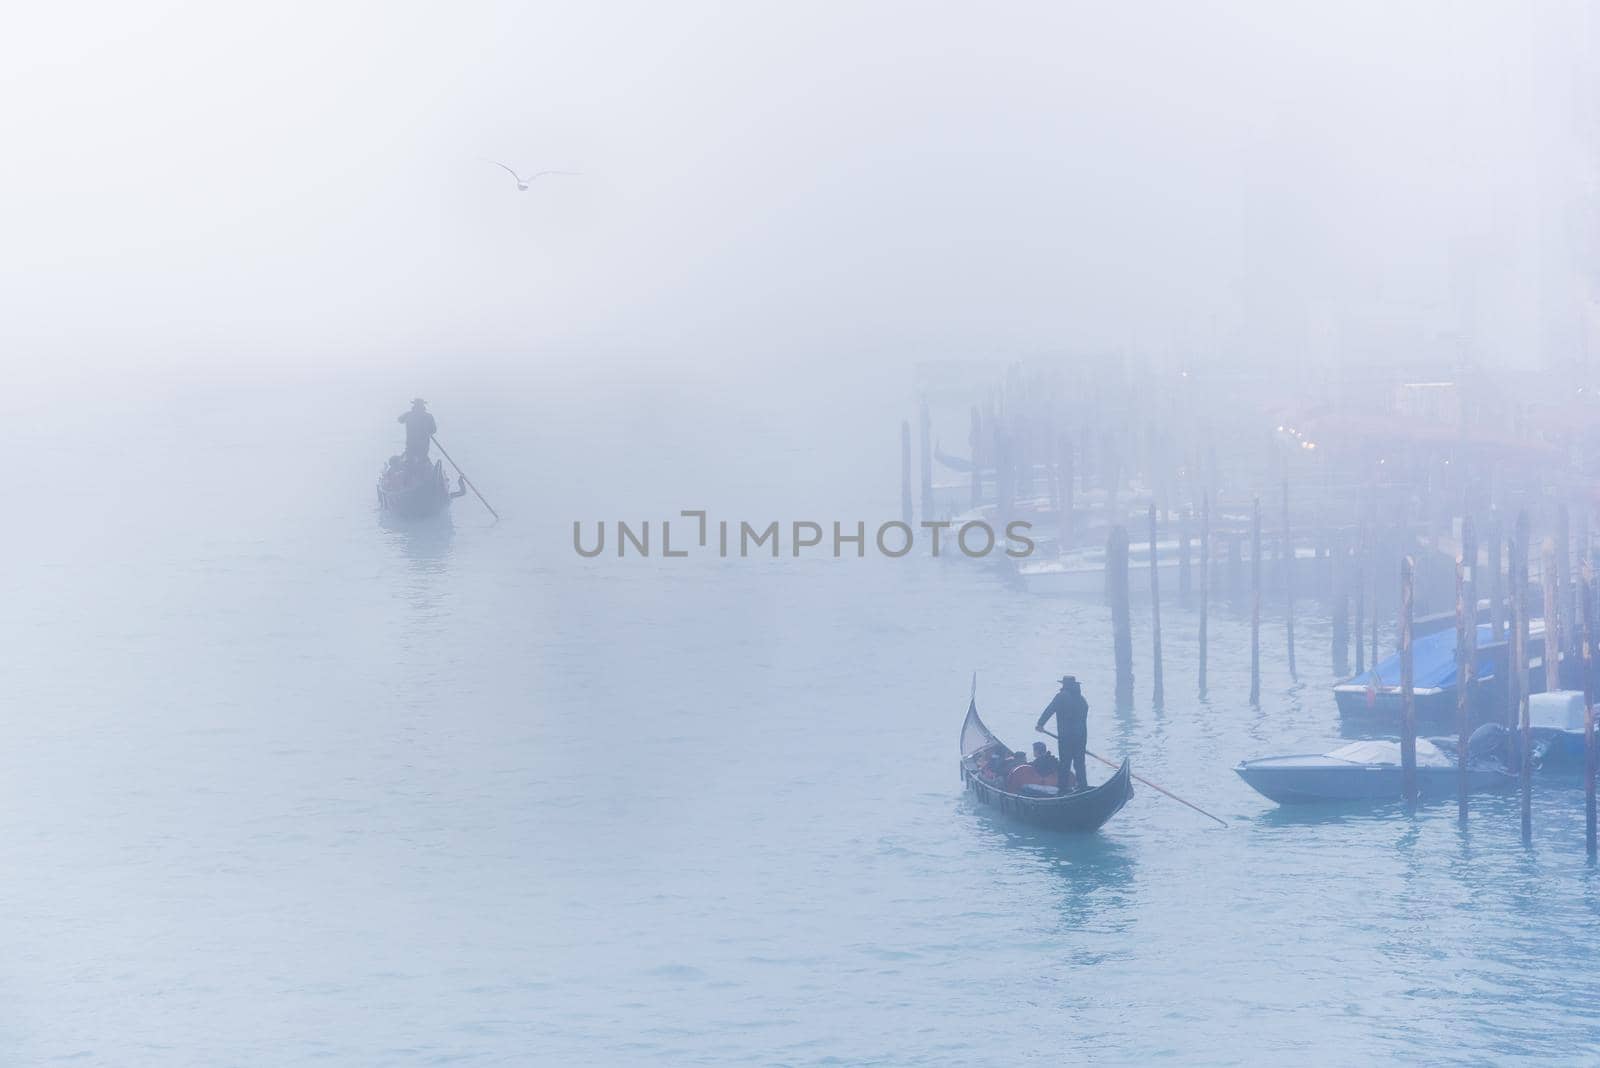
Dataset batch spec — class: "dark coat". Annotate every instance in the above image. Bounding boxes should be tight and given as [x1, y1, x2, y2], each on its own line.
[1036, 688, 1089, 741]
[399, 409, 437, 455]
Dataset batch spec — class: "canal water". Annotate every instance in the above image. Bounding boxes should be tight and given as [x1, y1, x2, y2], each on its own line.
[3, 358, 1598, 1065]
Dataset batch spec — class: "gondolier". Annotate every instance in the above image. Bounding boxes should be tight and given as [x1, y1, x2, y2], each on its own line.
[398, 398, 437, 463]
[1037, 675, 1089, 791]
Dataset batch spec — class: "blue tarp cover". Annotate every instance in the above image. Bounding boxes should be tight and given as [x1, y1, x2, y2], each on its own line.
[1350, 623, 1499, 690]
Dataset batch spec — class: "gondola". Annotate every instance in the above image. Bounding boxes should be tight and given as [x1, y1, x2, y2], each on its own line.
[934, 441, 975, 474]
[959, 699, 1132, 832]
[377, 456, 452, 519]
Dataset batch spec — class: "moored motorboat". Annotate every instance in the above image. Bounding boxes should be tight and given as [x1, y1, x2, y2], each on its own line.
[959, 700, 1132, 831]
[1522, 691, 1592, 772]
[1333, 621, 1547, 726]
[1235, 729, 1514, 804]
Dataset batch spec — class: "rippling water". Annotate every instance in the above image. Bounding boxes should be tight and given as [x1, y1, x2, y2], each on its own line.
[4, 363, 1599, 1065]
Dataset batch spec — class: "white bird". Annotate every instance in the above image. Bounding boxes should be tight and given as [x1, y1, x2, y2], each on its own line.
[485, 160, 581, 191]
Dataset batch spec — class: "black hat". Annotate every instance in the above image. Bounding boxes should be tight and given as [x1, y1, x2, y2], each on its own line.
[1059, 675, 1077, 687]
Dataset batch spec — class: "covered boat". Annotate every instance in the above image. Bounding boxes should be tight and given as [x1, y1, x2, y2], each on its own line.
[959, 699, 1132, 831]
[377, 456, 452, 519]
[1333, 621, 1547, 725]
[1521, 691, 1593, 772]
[1234, 730, 1514, 804]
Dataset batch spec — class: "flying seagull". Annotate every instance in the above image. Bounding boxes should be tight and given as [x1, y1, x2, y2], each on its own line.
[485, 160, 581, 191]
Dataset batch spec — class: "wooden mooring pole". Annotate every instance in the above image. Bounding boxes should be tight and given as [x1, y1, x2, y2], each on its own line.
[1545, 538, 1562, 695]
[1583, 560, 1596, 856]
[1283, 478, 1296, 680]
[1401, 554, 1417, 805]
[1332, 533, 1350, 677]
[1508, 523, 1525, 736]
[1369, 527, 1381, 670]
[1354, 527, 1366, 675]
[1250, 496, 1261, 707]
[1559, 503, 1572, 664]
[1150, 505, 1164, 708]
[1457, 517, 1476, 823]
[900, 420, 913, 528]
[1199, 493, 1210, 698]
[1109, 525, 1134, 709]
[1488, 513, 1505, 643]
[1516, 512, 1532, 842]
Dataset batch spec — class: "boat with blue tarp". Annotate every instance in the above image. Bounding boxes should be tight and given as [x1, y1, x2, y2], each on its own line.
[1333, 620, 1553, 726]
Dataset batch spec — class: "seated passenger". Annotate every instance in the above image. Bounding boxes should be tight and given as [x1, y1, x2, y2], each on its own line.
[1029, 741, 1061, 779]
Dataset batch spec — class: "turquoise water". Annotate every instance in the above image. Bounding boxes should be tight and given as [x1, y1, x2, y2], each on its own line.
[4, 363, 1599, 1065]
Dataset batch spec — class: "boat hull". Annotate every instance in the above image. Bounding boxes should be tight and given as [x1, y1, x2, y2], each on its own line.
[962, 758, 1133, 831]
[377, 460, 451, 520]
[1235, 759, 1514, 804]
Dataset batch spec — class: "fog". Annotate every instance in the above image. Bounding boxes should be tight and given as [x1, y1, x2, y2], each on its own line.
[3, 2, 1596, 375]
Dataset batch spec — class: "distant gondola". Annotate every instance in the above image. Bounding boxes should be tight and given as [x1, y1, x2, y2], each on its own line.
[959, 700, 1132, 832]
[934, 441, 975, 474]
[377, 457, 452, 519]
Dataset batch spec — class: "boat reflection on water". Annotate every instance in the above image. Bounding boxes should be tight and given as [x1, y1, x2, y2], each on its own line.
[965, 801, 1138, 926]
[380, 509, 454, 572]
[1249, 797, 1419, 830]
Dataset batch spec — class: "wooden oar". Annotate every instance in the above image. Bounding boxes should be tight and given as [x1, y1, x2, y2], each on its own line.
[431, 435, 500, 521]
[1039, 727, 1227, 828]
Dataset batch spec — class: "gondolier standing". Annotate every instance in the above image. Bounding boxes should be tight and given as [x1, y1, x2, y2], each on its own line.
[1037, 675, 1089, 791]
[398, 398, 437, 464]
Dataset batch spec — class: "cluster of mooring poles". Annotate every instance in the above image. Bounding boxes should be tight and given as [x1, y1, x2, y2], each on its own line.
[901, 357, 1600, 849]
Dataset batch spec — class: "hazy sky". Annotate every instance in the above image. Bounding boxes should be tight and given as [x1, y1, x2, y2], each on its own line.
[3, 2, 1594, 375]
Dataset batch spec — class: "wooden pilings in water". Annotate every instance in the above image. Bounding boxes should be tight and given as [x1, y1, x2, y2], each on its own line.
[1545, 539, 1561, 695]
[899, 421, 913, 528]
[1369, 525, 1380, 670]
[1354, 527, 1366, 675]
[1332, 533, 1350, 677]
[1488, 514, 1505, 643]
[1583, 560, 1597, 856]
[1401, 554, 1417, 804]
[1515, 511, 1532, 842]
[1198, 494, 1210, 698]
[1282, 479, 1296, 680]
[1558, 503, 1572, 660]
[1109, 525, 1134, 709]
[1250, 496, 1261, 707]
[1457, 517, 1476, 823]
[1150, 505, 1164, 709]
